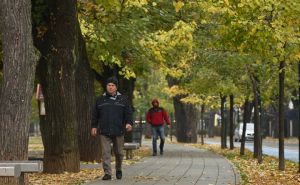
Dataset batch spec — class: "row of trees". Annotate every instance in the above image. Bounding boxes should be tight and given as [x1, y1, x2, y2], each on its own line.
[127, 0, 300, 172]
[0, 0, 300, 184]
[136, 0, 300, 172]
[0, 1, 179, 184]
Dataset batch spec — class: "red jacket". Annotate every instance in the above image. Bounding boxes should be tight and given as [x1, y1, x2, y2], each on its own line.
[146, 99, 170, 126]
[146, 107, 170, 126]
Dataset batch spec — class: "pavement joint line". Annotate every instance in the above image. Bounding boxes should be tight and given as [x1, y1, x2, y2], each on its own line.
[133, 152, 174, 184]
[175, 152, 194, 183]
[84, 140, 241, 185]
[152, 151, 182, 184]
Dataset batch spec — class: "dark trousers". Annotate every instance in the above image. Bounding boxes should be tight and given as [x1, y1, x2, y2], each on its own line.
[100, 135, 124, 175]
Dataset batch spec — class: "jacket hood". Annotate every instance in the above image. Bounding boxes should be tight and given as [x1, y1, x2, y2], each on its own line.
[151, 98, 159, 107]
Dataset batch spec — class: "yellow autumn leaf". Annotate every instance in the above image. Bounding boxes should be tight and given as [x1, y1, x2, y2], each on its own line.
[296, 52, 300, 60]
[224, 0, 229, 6]
[173, 1, 184, 13]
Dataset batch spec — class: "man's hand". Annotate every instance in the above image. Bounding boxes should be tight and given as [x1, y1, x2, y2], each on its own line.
[125, 124, 132, 132]
[91, 128, 97, 136]
[167, 125, 171, 129]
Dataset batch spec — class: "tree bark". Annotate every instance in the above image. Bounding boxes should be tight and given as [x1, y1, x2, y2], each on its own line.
[208, 111, 215, 137]
[200, 104, 205, 145]
[167, 77, 198, 143]
[220, 95, 227, 149]
[298, 60, 300, 173]
[278, 60, 285, 171]
[172, 95, 198, 143]
[34, 0, 80, 173]
[0, 0, 37, 184]
[76, 22, 101, 163]
[229, 94, 234, 150]
[119, 77, 136, 142]
[251, 75, 262, 163]
[240, 98, 252, 155]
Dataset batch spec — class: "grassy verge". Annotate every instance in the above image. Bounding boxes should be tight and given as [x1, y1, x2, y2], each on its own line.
[28, 136, 44, 151]
[192, 143, 300, 185]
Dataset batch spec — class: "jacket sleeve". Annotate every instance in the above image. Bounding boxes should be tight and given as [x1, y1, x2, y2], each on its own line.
[162, 109, 171, 125]
[91, 100, 99, 128]
[124, 99, 133, 125]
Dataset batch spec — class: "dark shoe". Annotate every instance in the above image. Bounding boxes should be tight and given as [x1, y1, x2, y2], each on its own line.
[152, 152, 157, 156]
[116, 170, 122, 179]
[160, 150, 163, 155]
[102, 174, 111, 180]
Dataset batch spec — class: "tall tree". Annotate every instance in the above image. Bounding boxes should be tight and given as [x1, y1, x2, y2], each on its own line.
[240, 98, 252, 155]
[250, 74, 263, 163]
[220, 95, 227, 149]
[76, 22, 101, 162]
[229, 94, 234, 149]
[298, 59, 300, 173]
[278, 60, 285, 170]
[141, 19, 199, 142]
[171, 94, 198, 143]
[200, 104, 205, 145]
[34, 0, 80, 173]
[0, 0, 38, 184]
[78, 1, 151, 139]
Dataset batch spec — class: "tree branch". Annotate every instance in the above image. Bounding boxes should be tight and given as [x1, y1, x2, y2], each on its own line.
[92, 68, 102, 82]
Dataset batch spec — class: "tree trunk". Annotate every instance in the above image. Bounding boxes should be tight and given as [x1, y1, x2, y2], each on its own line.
[35, 0, 80, 173]
[0, 0, 37, 184]
[229, 94, 234, 150]
[208, 111, 215, 137]
[298, 60, 300, 173]
[118, 77, 136, 142]
[251, 75, 262, 163]
[221, 95, 227, 149]
[173, 95, 198, 143]
[173, 95, 187, 142]
[167, 77, 198, 143]
[240, 98, 252, 155]
[201, 104, 205, 145]
[76, 22, 101, 163]
[278, 60, 285, 171]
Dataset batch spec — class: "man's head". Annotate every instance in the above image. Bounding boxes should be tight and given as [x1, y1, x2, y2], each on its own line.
[106, 77, 118, 95]
[151, 98, 159, 108]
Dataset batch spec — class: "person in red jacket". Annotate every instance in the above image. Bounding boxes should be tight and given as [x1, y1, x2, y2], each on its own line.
[146, 98, 171, 156]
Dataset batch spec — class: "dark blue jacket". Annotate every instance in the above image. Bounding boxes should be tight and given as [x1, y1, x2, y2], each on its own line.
[91, 92, 133, 136]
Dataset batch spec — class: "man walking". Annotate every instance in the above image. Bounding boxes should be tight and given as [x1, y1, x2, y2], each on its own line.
[146, 98, 171, 156]
[91, 77, 133, 180]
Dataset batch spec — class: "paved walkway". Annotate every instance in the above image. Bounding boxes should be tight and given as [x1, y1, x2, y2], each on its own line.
[85, 141, 240, 185]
